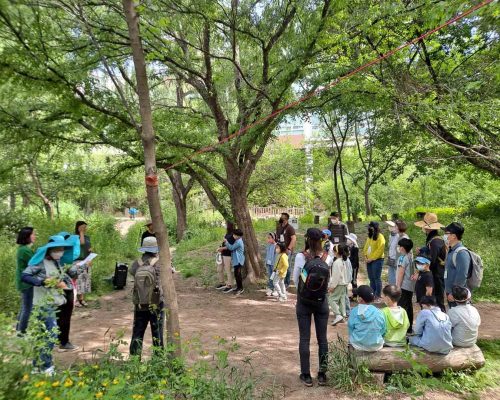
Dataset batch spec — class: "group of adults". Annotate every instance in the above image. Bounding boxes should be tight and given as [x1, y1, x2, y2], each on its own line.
[14, 221, 93, 375]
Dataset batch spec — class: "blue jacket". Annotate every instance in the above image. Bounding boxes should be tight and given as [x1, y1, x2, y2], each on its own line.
[445, 242, 471, 294]
[348, 304, 386, 352]
[225, 238, 245, 267]
[410, 307, 453, 354]
[265, 243, 276, 266]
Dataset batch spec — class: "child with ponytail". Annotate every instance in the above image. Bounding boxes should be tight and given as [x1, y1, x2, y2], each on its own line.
[328, 244, 350, 326]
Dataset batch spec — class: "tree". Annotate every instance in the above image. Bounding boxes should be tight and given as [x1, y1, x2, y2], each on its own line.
[122, 0, 181, 353]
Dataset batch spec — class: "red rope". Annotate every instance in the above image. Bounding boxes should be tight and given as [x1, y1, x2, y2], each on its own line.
[165, 0, 493, 171]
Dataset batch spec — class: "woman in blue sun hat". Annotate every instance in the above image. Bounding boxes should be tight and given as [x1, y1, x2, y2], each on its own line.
[22, 234, 80, 375]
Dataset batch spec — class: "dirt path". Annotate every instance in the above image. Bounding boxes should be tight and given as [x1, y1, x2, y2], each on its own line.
[56, 271, 500, 399]
[57, 221, 500, 398]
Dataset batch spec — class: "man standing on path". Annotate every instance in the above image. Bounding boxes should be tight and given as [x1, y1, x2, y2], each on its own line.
[443, 222, 471, 309]
[415, 213, 447, 312]
[276, 213, 296, 288]
[328, 212, 349, 246]
[141, 221, 156, 246]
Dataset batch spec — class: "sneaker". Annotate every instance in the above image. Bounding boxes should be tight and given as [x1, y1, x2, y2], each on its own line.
[331, 315, 344, 326]
[317, 372, 327, 386]
[216, 284, 227, 290]
[278, 296, 286, 302]
[234, 288, 245, 296]
[58, 343, 79, 352]
[266, 289, 273, 297]
[299, 373, 313, 387]
[223, 286, 235, 293]
[271, 291, 279, 297]
[43, 366, 56, 376]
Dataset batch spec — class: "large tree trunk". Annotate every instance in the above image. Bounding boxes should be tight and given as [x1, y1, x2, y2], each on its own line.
[123, 0, 181, 355]
[227, 172, 261, 282]
[166, 170, 194, 242]
[339, 156, 351, 221]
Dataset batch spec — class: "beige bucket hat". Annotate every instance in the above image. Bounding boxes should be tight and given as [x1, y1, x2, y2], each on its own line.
[414, 212, 444, 230]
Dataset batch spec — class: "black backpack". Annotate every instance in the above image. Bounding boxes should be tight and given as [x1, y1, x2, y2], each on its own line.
[297, 254, 330, 306]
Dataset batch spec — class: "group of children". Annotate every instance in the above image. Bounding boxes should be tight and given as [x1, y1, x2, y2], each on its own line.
[348, 284, 480, 354]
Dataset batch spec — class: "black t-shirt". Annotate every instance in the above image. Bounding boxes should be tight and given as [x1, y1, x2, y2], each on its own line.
[141, 231, 156, 245]
[276, 223, 296, 250]
[415, 271, 434, 302]
[221, 233, 235, 257]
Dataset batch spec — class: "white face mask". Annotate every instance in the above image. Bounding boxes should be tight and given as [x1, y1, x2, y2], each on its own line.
[443, 234, 449, 246]
[416, 264, 425, 272]
[50, 250, 64, 260]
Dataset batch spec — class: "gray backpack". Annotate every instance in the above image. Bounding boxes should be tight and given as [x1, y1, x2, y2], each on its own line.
[133, 257, 161, 308]
[452, 246, 483, 289]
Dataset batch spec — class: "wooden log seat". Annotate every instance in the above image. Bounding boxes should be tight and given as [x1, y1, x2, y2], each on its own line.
[350, 345, 485, 373]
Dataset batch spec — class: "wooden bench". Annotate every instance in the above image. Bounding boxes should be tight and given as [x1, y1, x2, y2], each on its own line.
[351, 345, 485, 373]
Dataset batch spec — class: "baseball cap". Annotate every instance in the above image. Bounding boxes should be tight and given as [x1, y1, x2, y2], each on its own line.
[305, 228, 323, 241]
[415, 256, 431, 265]
[356, 285, 375, 303]
[443, 222, 465, 236]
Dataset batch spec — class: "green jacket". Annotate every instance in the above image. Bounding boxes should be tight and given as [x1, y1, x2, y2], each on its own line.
[16, 245, 34, 291]
[382, 306, 410, 347]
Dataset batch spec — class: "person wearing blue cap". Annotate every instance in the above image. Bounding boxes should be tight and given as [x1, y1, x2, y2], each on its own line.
[414, 254, 434, 305]
[321, 229, 334, 267]
[21, 234, 80, 375]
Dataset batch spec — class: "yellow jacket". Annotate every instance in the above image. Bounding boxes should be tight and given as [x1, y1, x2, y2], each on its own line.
[274, 253, 289, 278]
[363, 234, 386, 260]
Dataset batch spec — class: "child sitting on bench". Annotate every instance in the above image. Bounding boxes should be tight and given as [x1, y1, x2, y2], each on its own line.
[381, 285, 410, 347]
[348, 285, 386, 352]
[410, 296, 453, 355]
[448, 286, 481, 348]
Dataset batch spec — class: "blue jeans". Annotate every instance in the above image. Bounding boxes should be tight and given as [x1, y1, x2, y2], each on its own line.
[266, 264, 274, 290]
[387, 258, 397, 286]
[367, 259, 384, 297]
[33, 307, 58, 370]
[16, 287, 33, 334]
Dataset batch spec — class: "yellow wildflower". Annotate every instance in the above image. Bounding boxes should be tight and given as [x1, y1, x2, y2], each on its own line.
[126, 375, 131, 380]
[160, 379, 167, 386]
[102, 381, 108, 387]
[36, 391, 45, 399]
[78, 371, 84, 377]
[132, 395, 145, 400]
[158, 395, 165, 400]
[78, 382, 85, 387]
[34, 381, 46, 388]
[43, 397, 51, 400]
[92, 365, 99, 370]
[174, 332, 179, 337]
[95, 392, 103, 399]
[112, 379, 119, 385]
[22, 374, 29, 382]
[64, 378, 73, 387]
[51, 381, 60, 387]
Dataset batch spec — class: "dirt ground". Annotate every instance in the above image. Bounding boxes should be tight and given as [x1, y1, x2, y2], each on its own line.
[54, 220, 500, 399]
[56, 270, 500, 399]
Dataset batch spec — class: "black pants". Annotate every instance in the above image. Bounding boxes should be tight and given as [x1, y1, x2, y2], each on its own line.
[398, 289, 414, 332]
[296, 298, 329, 375]
[432, 270, 446, 312]
[351, 266, 359, 290]
[57, 289, 74, 346]
[130, 304, 164, 358]
[234, 265, 243, 290]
